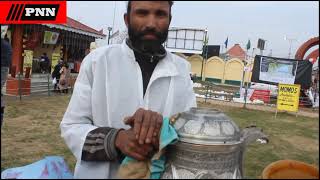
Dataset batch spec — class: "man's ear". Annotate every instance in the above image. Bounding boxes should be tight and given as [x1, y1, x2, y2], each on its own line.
[124, 13, 129, 27]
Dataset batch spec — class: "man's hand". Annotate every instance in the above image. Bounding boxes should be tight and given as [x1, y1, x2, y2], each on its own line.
[115, 129, 154, 161]
[124, 108, 163, 145]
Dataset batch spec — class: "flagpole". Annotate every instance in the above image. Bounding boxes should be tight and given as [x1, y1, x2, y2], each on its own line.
[221, 43, 224, 56]
[240, 48, 246, 103]
[242, 39, 250, 106]
[252, 48, 255, 60]
[112, 1, 117, 34]
[200, 29, 208, 81]
[243, 49, 248, 108]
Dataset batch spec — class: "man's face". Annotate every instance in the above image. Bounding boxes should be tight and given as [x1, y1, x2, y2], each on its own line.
[125, 1, 171, 52]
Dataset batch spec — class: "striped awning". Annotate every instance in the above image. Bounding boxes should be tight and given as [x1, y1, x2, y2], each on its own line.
[44, 24, 105, 39]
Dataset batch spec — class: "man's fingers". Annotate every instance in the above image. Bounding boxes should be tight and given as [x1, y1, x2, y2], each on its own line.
[138, 111, 151, 145]
[132, 143, 149, 157]
[126, 141, 147, 157]
[151, 136, 159, 151]
[127, 150, 147, 161]
[124, 116, 134, 126]
[118, 128, 155, 161]
[145, 114, 157, 144]
[153, 114, 163, 137]
[126, 142, 153, 161]
[133, 109, 144, 139]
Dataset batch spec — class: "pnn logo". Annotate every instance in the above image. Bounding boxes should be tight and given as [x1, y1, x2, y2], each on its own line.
[25, 7, 57, 17]
[7, 4, 59, 21]
[0, 1, 66, 24]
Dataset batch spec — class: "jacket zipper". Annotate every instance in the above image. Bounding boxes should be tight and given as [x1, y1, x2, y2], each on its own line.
[134, 61, 144, 108]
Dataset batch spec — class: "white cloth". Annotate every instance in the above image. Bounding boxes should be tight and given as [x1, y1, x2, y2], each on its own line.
[60, 41, 197, 179]
[52, 77, 57, 85]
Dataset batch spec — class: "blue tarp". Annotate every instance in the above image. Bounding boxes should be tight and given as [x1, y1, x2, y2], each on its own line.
[1, 156, 73, 179]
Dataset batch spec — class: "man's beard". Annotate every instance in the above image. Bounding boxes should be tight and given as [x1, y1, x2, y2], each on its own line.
[127, 22, 169, 54]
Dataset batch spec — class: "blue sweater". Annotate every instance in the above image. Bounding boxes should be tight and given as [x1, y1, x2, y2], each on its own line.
[1, 39, 12, 67]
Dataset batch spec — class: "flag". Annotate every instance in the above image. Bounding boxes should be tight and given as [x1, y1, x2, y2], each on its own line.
[224, 37, 228, 49]
[246, 39, 251, 50]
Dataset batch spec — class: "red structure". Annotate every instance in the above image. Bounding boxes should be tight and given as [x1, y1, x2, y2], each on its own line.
[6, 25, 31, 96]
[305, 50, 319, 64]
[295, 37, 319, 62]
[11, 25, 24, 74]
[226, 44, 246, 60]
[250, 89, 271, 104]
[294, 37, 319, 107]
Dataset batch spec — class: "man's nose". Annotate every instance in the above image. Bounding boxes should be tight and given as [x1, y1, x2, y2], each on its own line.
[145, 15, 157, 29]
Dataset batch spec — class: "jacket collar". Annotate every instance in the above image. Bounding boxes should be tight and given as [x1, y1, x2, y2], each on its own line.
[121, 40, 178, 79]
[125, 39, 167, 62]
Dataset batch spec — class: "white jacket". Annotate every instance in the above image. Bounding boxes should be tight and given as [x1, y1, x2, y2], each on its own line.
[60, 41, 197, 179]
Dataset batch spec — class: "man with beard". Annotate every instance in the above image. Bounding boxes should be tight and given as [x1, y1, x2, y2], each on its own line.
[60, 1, 196, 178]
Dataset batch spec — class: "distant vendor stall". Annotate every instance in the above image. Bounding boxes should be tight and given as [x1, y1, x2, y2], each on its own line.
[5, 17, 106, 96]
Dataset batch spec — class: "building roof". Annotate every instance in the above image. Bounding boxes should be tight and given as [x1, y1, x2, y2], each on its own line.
[65, 17, 105, 37]
[226, 44, 246, 60]
[45, 17, 106, 39]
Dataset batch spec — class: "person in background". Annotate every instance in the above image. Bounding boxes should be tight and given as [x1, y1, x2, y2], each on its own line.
[1, 26, 12, 127]
[58, 62, 71, 94]
[52, 59, 63, 92]
[40, 53, 50, 73]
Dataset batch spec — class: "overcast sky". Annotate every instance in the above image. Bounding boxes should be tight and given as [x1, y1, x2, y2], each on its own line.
[67, 1, 319, 58]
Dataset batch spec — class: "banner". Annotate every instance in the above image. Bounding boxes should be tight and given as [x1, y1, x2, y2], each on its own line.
[43, 31, 59, 44]
[251, 55, 312, 89]
[51, 53, 60, 73]
[165, 27, 206, 54]
[259, 56, 298, 84]
[277, 84, 301, 112]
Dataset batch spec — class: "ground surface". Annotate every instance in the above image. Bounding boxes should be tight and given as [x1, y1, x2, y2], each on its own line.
[1, 94, 319, 178]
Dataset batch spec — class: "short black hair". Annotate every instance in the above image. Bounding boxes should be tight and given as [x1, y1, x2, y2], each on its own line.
[127, 1, 174, 15]
[64, 62, 69, 68]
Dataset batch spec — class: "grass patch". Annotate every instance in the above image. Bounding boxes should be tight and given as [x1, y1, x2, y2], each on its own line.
[1, 96, 318, 178]
[1, 95, 76, 173]
[198, 101, 319, 178]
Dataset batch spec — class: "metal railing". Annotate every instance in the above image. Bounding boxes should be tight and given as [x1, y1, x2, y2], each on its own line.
[193, 80, 318, 111]
[3, 72, 77, 100]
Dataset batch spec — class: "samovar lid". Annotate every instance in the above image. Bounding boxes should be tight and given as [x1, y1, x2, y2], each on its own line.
[171, 107, 241, 145]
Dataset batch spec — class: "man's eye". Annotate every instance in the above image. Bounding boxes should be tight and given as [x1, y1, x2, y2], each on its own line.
[157, 11, 168, 17]
[136, 10, 149, 16]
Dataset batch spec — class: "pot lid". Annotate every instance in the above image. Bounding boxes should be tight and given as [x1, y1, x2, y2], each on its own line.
[171, 107, 241, 145]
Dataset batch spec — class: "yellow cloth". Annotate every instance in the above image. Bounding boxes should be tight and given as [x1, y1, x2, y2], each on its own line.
[117, 150, 164, 179]
[117, 117, 179, 179]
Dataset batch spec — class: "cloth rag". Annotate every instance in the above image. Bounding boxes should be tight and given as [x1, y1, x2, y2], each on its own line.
[117, 117, 178, 179]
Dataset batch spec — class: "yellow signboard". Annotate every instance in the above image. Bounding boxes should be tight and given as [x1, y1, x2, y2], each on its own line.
[277, 84, 301, 112]
[23, 50, 33, 68]
[51, 53, 60, 73]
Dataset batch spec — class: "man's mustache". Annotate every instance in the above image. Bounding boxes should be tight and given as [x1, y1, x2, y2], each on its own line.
[136, 28, 163, 39]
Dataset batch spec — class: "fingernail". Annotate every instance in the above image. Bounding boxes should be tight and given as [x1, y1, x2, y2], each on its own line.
[153, 132, 157, 136]
[139, 140, 143, 145]
[146, 138, 151, 143]
[136, 135, 139, 139]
